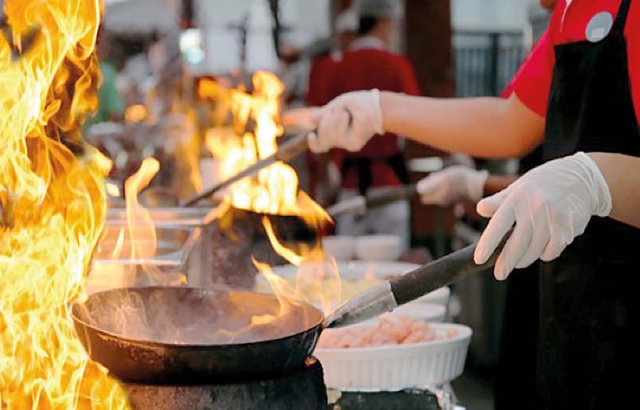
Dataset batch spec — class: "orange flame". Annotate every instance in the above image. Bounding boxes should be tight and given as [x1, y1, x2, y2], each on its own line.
[124, 158, 160, 263]
[202, 71, 342, 315]
[205, 71, 330, 220]
[0, 0, 130, 408]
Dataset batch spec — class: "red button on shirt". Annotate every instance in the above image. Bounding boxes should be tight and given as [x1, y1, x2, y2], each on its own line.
[328, 44, 421, 189]
[512, 0, 640, 124]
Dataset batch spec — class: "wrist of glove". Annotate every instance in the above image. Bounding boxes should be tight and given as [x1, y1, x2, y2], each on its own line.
[417, 166, 489, 206]
[473, 152, 612, 280]
[308, 89, 383, 153]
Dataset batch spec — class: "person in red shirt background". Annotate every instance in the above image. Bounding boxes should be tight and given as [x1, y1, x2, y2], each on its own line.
[325, 0, 420, 248]
[305, 10, 359, 108]
[308, 0, 640, 408]
[304, 10, 358, 202]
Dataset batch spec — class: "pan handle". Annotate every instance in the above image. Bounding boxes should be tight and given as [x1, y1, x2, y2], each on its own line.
[324, 230, 512, 329]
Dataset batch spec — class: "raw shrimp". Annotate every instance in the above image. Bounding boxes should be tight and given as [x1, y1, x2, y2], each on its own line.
[317, 315, 456, 349]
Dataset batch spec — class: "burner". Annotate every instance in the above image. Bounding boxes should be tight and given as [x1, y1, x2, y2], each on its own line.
[124, 358, 327, 410]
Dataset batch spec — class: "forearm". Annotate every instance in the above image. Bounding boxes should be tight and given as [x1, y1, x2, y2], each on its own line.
[380, 92, 544, 158]
[587, 153, 640, 228]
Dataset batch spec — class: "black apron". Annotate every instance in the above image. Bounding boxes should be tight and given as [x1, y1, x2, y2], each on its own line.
[538, 1, 640, 408]
[495, 151, 543, 410]
[341, 153, 410, 195]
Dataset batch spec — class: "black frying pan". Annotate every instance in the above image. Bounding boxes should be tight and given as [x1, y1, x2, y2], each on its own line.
[70, 287, 323, 384]
[71, 236, 507, 384]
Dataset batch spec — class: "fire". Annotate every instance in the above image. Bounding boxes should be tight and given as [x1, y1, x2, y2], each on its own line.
[124, 158, 161, 263]
[89, 158, 187, 294]
[0, 0, 129, 408]
[205, 71, 328, 220]
[203, 71, 342, 315]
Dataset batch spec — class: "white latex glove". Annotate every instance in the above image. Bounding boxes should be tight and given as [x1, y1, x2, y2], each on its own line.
[473, 152, 612, 280]
[417, 166, 489, 205]
[308, 89, 383, 153]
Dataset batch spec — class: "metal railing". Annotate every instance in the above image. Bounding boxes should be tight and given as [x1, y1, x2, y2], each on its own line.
[453, 29, 527, 97]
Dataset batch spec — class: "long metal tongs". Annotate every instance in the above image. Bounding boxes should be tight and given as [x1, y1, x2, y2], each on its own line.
[182, 132, 310, 207]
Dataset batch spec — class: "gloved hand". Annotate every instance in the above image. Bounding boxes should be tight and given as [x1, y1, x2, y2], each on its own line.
[473, 152, 612, 280]
[308, 89, 383, 153]
[417, 166, 489, 205]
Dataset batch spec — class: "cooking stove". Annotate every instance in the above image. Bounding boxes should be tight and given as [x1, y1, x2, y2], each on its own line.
[124, 358, 327, 410]
[122, 358, 444, 410]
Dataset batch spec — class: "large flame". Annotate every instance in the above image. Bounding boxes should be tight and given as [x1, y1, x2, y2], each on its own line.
[203, 71, 342, 315]
[0, 0, 129, 408]
[205, 71, 328, 221]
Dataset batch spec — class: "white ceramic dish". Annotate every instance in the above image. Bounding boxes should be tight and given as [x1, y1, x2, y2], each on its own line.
[321, 236, 356, 261]
[354, 235, 402, 261]
[315, 323, 472, 391]
[266, 261, 451, 307]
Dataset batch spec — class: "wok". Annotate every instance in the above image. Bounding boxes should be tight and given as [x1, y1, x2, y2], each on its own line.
[71, 287, 323, 384]
[71, 236, 506, 384]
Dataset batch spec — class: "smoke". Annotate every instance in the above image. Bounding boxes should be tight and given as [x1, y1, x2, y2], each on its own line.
[74, 287, 321, 345]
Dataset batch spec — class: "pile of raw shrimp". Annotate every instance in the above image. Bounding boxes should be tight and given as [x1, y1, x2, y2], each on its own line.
[317, 314, 458, 349]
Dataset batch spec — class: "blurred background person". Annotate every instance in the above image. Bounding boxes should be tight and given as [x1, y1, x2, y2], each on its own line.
[326, 0, 420, 249]
[305, 9, 359, 206]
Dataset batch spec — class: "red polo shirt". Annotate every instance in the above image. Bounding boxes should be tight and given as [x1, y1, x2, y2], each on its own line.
[513, 0, 640, 123]
[327, 37, 421, 190]
[305, 54, 339, 107]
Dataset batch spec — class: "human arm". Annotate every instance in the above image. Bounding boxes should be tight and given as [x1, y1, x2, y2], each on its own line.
[309, 90, 545, 159]
[380, 92, 544, 158]
[309, 12, 558, 158]
[588, 152, 640, 228]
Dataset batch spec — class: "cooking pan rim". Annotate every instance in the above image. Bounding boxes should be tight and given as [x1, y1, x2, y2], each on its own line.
[69, 286, 325, 349]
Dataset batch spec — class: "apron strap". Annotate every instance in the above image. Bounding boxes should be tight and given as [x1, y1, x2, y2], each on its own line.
[613, 0, 632, 33]
[385, 152, 411, 186]
[342, 157, 373, 196]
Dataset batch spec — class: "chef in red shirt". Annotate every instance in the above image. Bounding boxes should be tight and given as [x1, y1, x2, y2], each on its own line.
[327, 0, 420, 247]
[304, 10, 358, 201]
[306, 10, 358, 107]
[309, 0, 640, 408]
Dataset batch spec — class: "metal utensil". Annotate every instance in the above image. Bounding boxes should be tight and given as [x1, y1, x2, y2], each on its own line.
[182, 132, 310, 207]
[324, 234, 509, 328]
[327, 184, 418, 217]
